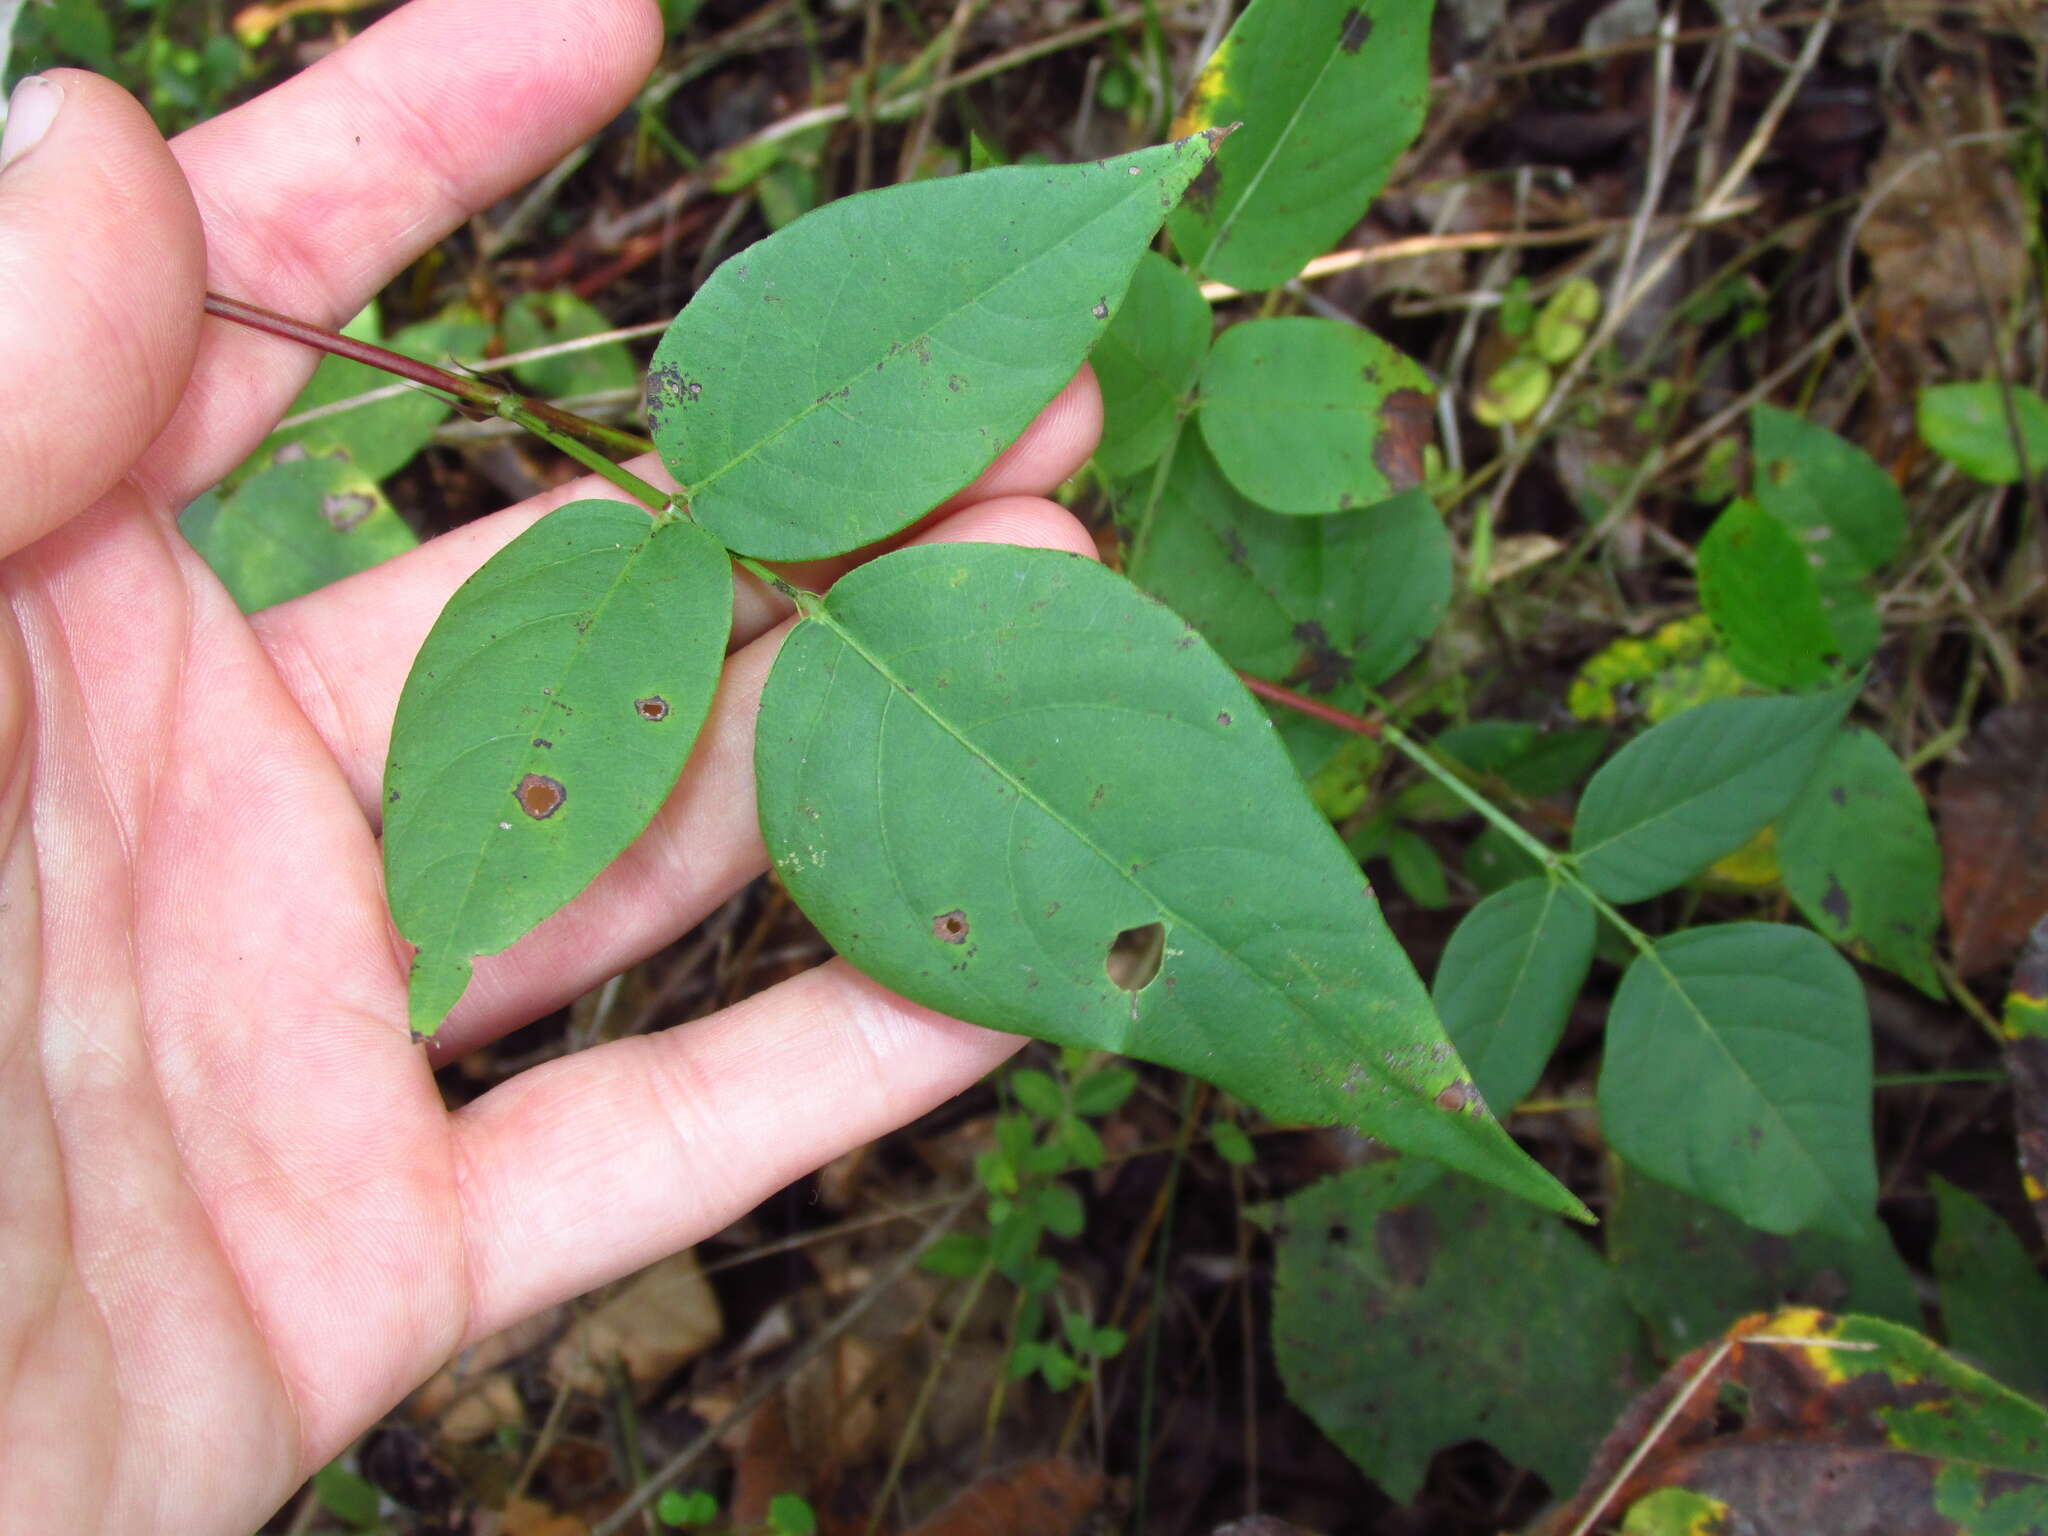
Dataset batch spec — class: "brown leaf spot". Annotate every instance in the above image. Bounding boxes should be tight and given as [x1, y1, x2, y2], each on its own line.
[1435, 1080, 1478, 1114]
[635, 696, 670, 721]
[947, 374, 966, 392]
[515, 773, 566, 820]
[933, 909, 969, 944]
[320, 491, 376, 532]
[1338, 7, 1373, 51]
[1185, 156, 1222, 213]
[1372, 388, 1434, 493]
[1217, 711, 1233, 727]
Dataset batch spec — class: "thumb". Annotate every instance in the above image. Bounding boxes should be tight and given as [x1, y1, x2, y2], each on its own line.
[0, 70, 205, 559]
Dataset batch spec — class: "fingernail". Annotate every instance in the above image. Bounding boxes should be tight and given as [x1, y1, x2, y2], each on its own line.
[0, 76, 64, 175]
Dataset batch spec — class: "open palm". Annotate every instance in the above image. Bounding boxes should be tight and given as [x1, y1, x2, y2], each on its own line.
[0, 5, 1100, 1529]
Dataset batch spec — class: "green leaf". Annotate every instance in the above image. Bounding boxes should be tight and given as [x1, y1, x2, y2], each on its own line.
[1619, 1489, 1735, 1536]
[383, 502, 733, 1035]
[648, 135, 1221, 560]
[1211, 1118, 1256, 1165]
[1779, 726, 1942, 996]
[1010, 1067, 1064, 1118]
[181, 455, 417, 612]
[1750, 403, 1906, 576]
[1917, 380, 2048, 485]
[258, 307, 491, 481]
[1196, 317, 1433, 513]
[1571, 682, 1857, 903]
[1059, 1116, 1106, 1169]
[1166, 0, 1434, 292]
[1697, 498, 1843, 690]
[1032, 1182, 1086, 1239]
[1125, 432, 1450, 703]
[1606, 1163, 1917, 1357]
[1432, 879, 1595, 1114]
[1272, 1162, 1648, 1503]
[1439, 722, 1609, 800]
[1071, 1065, 1138, 1116]
[767, 1493, 816, 1536]
[756, 542, 1581, 1216]
[500, 290, 639, 401]
[918, 1231, 991, 1278]
[1748, 405, 1900, 666]
[1092, 251, 1210, 476]
[1932, 1175, 2048, 1400]
[1599, 923, 1876, 1238]
[656, 1488, 718, 1526]
[311, 1462, 381, 1528]
[1464, 823, 1544, 895]
[1384, 825, 1450, 909]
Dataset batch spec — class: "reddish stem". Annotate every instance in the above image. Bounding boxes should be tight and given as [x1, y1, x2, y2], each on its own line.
[1237, 673, 1384, 739]
[202, 291, 654, 458]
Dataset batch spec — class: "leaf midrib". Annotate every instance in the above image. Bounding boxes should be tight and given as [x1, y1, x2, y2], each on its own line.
[403, 521, 666, 959]
[688, 160, 1184, 502]
[1634, 935, 1865, 1230]
[811, 590, 1437, 1103]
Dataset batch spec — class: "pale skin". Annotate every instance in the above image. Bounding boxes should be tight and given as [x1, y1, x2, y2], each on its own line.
[0, 2, 1105, 1528]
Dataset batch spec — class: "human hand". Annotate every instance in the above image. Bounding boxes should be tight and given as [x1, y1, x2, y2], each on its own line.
[0, 4, 1100, 1529]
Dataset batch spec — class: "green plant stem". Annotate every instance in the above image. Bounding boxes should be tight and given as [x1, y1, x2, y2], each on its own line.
[493, 397, 674, 514]
[730, 552, 821, 615]
[203, 290, 656, 460]
[1241, 673, 1662, 960]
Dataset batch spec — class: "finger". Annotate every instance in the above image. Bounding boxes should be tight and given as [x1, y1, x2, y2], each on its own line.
[0, 71, 204, 558]
[145, 0, 663, 501]
[424, 493, 1099, 1058]
[451, 958, 1022, 1339]
[253, 368, 1104, 816]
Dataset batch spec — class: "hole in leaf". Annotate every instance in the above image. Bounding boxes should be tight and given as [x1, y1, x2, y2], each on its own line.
[1106, 922, 1165, 992]
[933, 909, 969, 944]
[635, 696, 669, 721]
[515, 772, 566, 819]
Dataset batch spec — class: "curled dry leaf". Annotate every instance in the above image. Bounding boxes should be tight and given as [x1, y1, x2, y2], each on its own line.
[1536, 1308, 2048, 1536]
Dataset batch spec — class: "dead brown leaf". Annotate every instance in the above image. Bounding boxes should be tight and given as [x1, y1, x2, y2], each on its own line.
[1938, 702, 2048, 977]
[897, 1459, 1105, 1536]
[496, 1494, 589, 1536]
[1856, 77, 2030, 377]
[547, 1250, 722, 1399]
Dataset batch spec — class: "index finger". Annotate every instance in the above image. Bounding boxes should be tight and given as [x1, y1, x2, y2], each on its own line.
[141, 0, 663, 506]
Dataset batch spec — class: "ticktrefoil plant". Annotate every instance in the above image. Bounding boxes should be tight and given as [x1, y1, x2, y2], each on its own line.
[212, 129, 1575, 1217]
